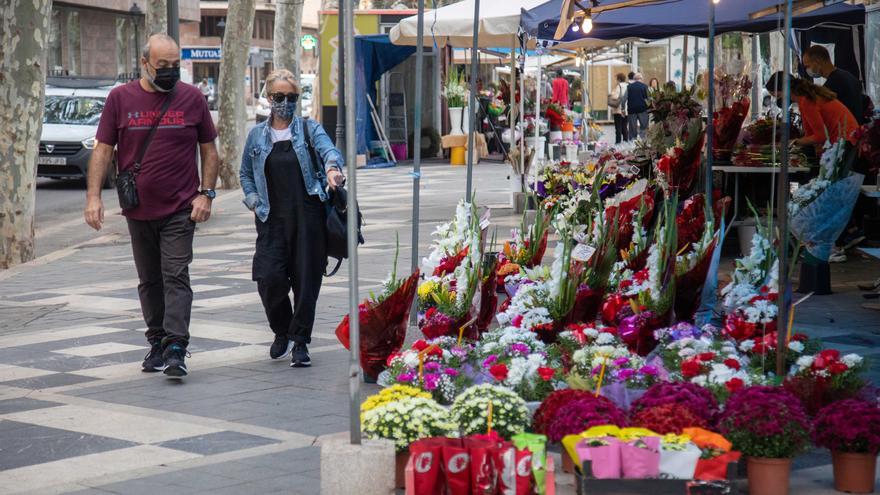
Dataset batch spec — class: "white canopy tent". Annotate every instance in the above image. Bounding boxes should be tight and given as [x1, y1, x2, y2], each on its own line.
[389, 0, 547, 48]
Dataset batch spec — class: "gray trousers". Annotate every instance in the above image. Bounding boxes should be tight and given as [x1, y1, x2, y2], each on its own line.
[627, 112, 650, 140]
[126, 209, 195, 348]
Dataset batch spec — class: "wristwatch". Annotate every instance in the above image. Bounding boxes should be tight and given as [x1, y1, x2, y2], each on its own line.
[199, 189, 216, 200]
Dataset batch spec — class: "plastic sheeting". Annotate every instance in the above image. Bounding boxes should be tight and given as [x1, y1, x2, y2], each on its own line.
[355, 34, 416, 156]
[521, 0, 865, 42]
[790, 173, 864, 261]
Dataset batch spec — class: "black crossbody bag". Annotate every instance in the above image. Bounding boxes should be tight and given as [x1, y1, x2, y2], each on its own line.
[302, 118, 364, 277]
[116, 89, 177, 210]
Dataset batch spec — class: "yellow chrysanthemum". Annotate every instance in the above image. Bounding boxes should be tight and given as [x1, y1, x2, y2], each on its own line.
[417, 280, 438, 301]
[360, 385, 431, 421]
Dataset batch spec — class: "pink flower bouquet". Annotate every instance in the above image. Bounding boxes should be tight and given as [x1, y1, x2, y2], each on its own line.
[621, 436, 661, 479]
[576, 437, 623, 479]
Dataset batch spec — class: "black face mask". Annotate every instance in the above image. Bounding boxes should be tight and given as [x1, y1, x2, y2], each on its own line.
[146, 64, 180, 92]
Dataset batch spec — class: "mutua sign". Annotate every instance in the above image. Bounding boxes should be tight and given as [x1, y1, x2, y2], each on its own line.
[182, 48, 222, 61]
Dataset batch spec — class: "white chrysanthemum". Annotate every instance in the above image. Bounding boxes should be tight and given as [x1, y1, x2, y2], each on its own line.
[841, 353, 864, 368]
[795, 355, 815, 370]
[787, 341, 804, 353]
[739, 340, 756, 352]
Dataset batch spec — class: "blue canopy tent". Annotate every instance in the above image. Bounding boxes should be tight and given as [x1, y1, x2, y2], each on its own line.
[520, 0, 865, 42]
[354, 34, 417, 165]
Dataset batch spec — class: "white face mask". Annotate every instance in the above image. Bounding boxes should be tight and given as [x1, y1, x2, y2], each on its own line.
[806, 67, 822, 79]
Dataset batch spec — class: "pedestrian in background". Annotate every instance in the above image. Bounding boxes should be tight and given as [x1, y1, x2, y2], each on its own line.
[626, 73, 650, 140]
[610, 72, 629, 144]
[802, 45, 864, 124]
[551, 70, 569, 108]
[198, 78, 211, 103]
[84, 34, 219, 379]
[239, 69, 345, 368]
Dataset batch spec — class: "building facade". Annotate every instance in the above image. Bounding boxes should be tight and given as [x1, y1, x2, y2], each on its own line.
[180, 0, 321, 101]
[48, 0, 200, 79]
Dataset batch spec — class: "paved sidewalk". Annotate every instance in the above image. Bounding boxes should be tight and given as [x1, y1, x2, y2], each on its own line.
[0, 161, 877, 494]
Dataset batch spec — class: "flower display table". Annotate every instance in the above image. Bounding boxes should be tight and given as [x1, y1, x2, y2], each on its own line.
[575, 460, 738, 495]
[715, 165, 810, 237]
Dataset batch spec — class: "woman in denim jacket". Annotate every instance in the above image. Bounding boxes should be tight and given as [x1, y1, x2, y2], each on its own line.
[239, 69, 344, 368]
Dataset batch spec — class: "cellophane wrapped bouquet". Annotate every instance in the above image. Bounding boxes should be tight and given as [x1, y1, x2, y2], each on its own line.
[712, 73, 752, 162]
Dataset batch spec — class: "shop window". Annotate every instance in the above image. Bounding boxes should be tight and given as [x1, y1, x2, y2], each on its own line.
[48, 9, 62, 73]
[200, 15, 226, 37]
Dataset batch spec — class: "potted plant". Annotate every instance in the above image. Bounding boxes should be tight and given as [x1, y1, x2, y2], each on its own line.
[443, 70, 469, 135]
[718, 386, 811, 495]
[813, 398, 880, 493]
[362, 395, 457, 488]
[450, 384, 530, 439]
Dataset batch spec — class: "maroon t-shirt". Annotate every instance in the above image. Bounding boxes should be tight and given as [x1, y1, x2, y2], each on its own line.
[96, 80, 217, 220]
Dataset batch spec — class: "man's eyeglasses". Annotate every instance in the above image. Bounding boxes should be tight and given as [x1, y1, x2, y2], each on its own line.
[270, 92, 299, 104]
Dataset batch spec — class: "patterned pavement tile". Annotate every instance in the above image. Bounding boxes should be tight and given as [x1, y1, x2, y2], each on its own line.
[156, 431, 280, 456]
[0, 420, 137, 470]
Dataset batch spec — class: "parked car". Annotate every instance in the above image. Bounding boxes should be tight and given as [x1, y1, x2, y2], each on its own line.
[255, 73, 316, 123]
[39, 80, 120, 188]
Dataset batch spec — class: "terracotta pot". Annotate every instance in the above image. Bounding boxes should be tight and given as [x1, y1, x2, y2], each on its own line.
[561, 450, 575, 474]
[747, 457, 792, 495]
[395, 451, 409, 489]
[832, 451, 878, 494]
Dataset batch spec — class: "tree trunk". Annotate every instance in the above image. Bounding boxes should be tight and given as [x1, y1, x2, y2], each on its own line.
[274, 0, 304, 88]
[0, 0, 51, 269]
[145, 0, 167, 36]
[216, 0, 256, 189]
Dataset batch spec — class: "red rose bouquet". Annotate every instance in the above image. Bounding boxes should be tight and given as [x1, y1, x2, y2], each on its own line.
[335, 267, 420, 380]
[546, 397, 628, 443]
[784, 349, 867, 415]
[604, 180, 655, 254]
[854, 114, 880, 173]
[545, 102, 566, 130]
[654, 119, 705, 196]
[631, 402, 710, 434]
[718, 386, 811, 459]
[813, 398, 880, 454]
[631, 382, 719, 426]
[712, 74, 752, 162]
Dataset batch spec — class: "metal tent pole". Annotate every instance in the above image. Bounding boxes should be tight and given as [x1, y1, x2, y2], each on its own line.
[535, 52, 542, 181]
[510, 36, 518, 207]
[694, 37, 700, 79]
[336, 1, 346, 153]
[520, 49, 526, 192]
[411, 0, 425, 282]
[751, 34, 760, 120]
[705, 0, 716, 212]
[775, 0, 794, 379]
[343, 0, 360, 445]
[465, 0, 480, 203]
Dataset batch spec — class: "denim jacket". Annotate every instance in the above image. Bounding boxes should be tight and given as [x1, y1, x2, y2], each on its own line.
[239, 117, 344, 222]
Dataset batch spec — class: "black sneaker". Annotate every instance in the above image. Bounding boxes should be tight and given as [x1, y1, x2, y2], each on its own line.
[270, 335, 295, 360]
[290, 343, 311, 368]
[142, 342, 166, 372]
[163, 343, 189, 378]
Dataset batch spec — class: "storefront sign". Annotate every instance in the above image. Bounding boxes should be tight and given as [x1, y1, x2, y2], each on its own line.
[301, 34, 317, 50]
[182, 48, 222, 61]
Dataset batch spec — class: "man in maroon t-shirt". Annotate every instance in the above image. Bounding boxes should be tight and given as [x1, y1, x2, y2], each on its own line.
[84, 34, 219, 379]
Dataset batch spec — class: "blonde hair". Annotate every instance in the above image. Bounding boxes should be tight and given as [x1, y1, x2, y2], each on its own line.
[265, 69, 299, 94]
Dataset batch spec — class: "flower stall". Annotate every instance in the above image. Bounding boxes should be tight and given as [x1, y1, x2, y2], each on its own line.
[334, 46, 873, 495]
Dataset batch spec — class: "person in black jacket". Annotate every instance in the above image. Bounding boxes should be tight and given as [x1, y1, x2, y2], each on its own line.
[803, 45, 864, 124]
[626, 73, 650, 140]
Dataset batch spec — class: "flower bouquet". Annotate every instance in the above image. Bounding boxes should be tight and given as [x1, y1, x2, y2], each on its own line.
[784, 349, 867, 414]
[335, 239, 420, 380]
[603, 179, 655, 254]
[443, 69, 468, 108]
[620, 436, 662, 479]
[646, 82, 703, 159]
[451, 384, 530, 439]
[362, 396, 457, 451]
[732, 117, 808, 167]
[675, 346, 758, 402]
[654, 119, 706, 196]
[855, 113, 880, 173]
[739, 331, 818, 376]
[659, 433, 703, 479]
[501, 209, 549, 271]
[546, 397, 628, 443]
[360, 384, 431, 421]
[631, 381, 719, 428]
[712, 74, 752, 162]
[531, 389, 597, 435]
[545, 102, 566, 131]
[682, 427, 741, 481]
[789, 138, 864, 262]
[476, 326, 557, 402]
[384, 337, 474, 404]
[632, 403, 712, 436]
[674, 218, 719, 323]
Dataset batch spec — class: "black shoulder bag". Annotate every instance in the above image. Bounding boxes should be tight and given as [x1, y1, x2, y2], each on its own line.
[116, 89, 177, 210]
[302, 118, 364, 277]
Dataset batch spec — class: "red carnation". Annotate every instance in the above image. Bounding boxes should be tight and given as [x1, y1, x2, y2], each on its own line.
[489, 364, 509, 381]
[538, 367, 555, 381]
[819, 349, 841, 361]
[698, 352, 716, 362]
[681, 360, 702, 378]
[723, 358, 741, 370]
[725, 378, 744, 393]
[412, 339, 428, 352]
[828, 362, 849, 375]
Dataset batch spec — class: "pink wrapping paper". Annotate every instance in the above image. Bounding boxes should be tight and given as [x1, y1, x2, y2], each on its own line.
[620, 436, 661, 479]
[575, 437, 622, 479]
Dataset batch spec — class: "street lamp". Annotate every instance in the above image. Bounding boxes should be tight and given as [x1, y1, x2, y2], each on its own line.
[130, 2, 142, 78]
